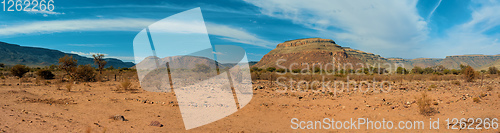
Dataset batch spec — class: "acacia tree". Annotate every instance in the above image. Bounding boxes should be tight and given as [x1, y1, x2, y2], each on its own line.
[93, 54, 107, 74]
[58, 55, 78, 79]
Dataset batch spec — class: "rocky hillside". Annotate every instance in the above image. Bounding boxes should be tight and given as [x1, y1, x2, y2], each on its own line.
[0, 41, 135, 68]
[439, 55, 500, 70]
[252, 38, 387, 69]
[253, 38, 500, 70]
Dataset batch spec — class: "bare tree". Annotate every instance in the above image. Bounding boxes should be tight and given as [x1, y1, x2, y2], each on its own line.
[93, 54, 107, 74]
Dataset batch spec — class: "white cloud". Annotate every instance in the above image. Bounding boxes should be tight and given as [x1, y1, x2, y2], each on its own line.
[244, 0, 428, 57]
[0, 18, 273, 48]
[70, 51, 108, 57]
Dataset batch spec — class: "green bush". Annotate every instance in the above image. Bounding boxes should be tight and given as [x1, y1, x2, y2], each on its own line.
[443, 69, 451, 74]
[276, 68, 286, 73]
[266, 67, 276, 72]
[423, 67, 434, 74]
[36, 69, 55, 79]
[411, 66, 424, 74]
[451, 69, 460, 75]
[396, 67, 408, 74]
[11, 64, 30, 78]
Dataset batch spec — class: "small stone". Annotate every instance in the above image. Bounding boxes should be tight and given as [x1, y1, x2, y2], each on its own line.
[110, 115, 127, 121]
[149, 121, 163, 127]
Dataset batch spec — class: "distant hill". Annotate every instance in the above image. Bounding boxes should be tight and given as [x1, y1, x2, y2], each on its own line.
[0, 41, 135, 68]
[252, 38, 500, 70]
[478, 58, 500, 70]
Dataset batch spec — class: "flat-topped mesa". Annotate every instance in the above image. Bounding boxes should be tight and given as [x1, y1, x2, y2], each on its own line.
[446, 55, 500, 58]
[276, 38, 336, 47]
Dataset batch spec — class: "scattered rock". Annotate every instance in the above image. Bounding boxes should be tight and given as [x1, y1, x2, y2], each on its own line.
[149, 121, 163, 127]
[110, 115, 127, 121]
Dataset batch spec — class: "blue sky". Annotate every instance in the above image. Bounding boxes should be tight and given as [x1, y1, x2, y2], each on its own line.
[0, 0, 499, 62]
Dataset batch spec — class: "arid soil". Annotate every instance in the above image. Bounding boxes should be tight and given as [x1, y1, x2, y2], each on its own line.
[0, 75, 499, 132]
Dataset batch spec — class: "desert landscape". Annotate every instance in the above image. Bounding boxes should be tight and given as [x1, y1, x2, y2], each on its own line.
[0, 38, 499, 132]
[0, 67, 499, 132]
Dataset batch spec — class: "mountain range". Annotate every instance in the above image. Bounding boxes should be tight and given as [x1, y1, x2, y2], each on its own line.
[0, 41, 135, 68]
[252, 38, 500, 70]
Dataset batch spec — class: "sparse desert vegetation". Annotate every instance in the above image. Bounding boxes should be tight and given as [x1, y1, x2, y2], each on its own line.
[0, 54, 498, 132]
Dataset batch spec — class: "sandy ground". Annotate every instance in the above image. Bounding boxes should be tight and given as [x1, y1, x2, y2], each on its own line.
[0, 76, 499, 132]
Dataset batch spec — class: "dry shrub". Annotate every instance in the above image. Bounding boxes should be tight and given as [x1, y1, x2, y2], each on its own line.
[36, 69, 55, 79]
[65, 83, 72, 92]
[429, 84, 437, 88]
[429, 75, 440, 81]
[416, 92, 436, 116]
[462, 66, 476, 82]
[117, 78, 132, 91]
[473, 97, 480, 103]
[11, 64, 30, 78]
[452, 80, 461, 86]
[75, 65, 96, 82]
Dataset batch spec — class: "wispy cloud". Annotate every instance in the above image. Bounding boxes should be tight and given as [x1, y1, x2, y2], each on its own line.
[68, 44, 111, 47]
[206, 23, 276, 48]
[244, 0, 428, 57]
[427, 0, 442, 21]
[26, 10, 65, 17]
[70, 51, 135, 62]
[422, 0, 500, 57]
[0, 18, 273, 48]
[60, 3, 252, 15]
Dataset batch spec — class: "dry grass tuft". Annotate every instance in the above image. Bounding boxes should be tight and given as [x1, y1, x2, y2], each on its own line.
[416, 92, 436, 116]
[65, 83, 72, 92]
[116, 78, 133, 92]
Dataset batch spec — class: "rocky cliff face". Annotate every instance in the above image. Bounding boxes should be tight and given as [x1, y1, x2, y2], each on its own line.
[0, 41, 135, 68]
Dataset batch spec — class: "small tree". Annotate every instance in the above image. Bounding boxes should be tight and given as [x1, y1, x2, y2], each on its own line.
[36, 69, 55, 79]
[58, 55, 78, 79]
[11, 64, 29, 78]
[462, 66, 476, 82]
[93, 54, 107, 74]
[488, 66, 498, 74]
